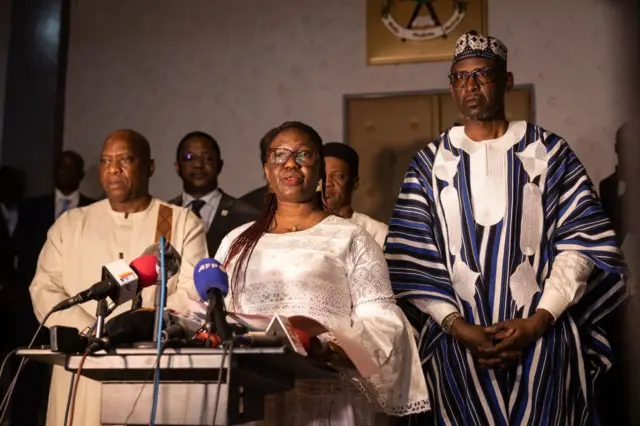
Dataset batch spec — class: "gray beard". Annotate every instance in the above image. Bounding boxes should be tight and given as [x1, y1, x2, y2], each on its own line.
[465, 110, 498, 121]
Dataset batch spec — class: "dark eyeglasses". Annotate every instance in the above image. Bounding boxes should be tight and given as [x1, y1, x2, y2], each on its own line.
[448, 67, 502, 88]
[268, 148, 317, 167]
[181, 152, 215, 163]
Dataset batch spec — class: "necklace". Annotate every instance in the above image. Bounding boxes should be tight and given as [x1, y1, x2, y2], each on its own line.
[281, 221, 302, 232]
[275, 212, 314, 233]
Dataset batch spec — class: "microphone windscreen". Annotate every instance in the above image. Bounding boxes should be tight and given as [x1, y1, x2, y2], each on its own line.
[141, 242, 161, 257]
[130, 255, 159, 286]
[194, 258, 229, 301]
[142, 242, 182, 278]
[104, 308, 157, 348]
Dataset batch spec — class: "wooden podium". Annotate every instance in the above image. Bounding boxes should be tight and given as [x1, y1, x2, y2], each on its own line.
[18, 347, 338, 425]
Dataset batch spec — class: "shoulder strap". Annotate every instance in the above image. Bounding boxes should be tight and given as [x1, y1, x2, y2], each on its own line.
[155, 204, 173, 244]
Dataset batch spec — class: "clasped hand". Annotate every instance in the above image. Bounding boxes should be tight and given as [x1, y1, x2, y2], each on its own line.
[450, 310, 554, 369]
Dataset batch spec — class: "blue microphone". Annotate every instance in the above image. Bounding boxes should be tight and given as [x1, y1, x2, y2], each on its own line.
[193, 258, 232, 343]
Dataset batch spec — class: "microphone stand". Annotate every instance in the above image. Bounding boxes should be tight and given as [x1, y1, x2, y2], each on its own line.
[93, 262, 116, 340]
[134, 237, 169, 349]
[94, 299, 109, 339]
[152, 281, 164, 343]
[85, 299, 118, 353]
[134, 285, 165, 349]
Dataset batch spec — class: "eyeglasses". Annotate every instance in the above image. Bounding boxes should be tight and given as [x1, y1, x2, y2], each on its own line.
[268, 148, 317, 167]
[448, 67, 502, 88]
[181, 152, 215, 164]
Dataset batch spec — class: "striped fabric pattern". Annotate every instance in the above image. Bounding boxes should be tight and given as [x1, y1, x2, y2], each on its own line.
[385, 123, 628, 426]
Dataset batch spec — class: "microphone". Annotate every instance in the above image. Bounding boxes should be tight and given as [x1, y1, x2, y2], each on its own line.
[192, 328, 311, 350]
[161, 323, 187, 342]
[51, 255, 159, 313]
[193, 258, 233, 343]
[141, 242, 182, 340]
[193, 331, 280, 348]
[130, 255, 160, 285]
[141, 241, 182, 279]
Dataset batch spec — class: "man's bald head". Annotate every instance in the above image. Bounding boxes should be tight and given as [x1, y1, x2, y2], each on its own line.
[103, 129, 152, 165]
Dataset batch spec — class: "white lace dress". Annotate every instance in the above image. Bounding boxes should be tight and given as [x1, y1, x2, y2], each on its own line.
[214, 215, 429, 426]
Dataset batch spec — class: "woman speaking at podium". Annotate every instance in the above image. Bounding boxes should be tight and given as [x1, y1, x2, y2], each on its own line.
[215, 122, 429, 425]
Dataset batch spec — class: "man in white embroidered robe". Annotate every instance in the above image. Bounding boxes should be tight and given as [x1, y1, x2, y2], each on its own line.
[29, 129, 207, 426]
[386, 31, 628, 425]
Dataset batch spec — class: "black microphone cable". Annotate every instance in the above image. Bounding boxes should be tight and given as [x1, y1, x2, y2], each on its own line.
[0, 348, 18, 393]
[0, 347, 18, 419]
[3, 299, 120, 424]
[63, 317, 98, 426]
[62, 371, 75, 426]
[66, 348, 89, 426]
[0, 308, 55, 424]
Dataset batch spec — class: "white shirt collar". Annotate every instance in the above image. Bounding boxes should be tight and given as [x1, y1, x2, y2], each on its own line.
[182, 189, 223, 232]
[55, 189, 81, 219]
[0, 203, 17, 214]
[449, 120, 527, 154]
[55, 189, 80, 205]
[0, 203, 18, 237]
[182, 188, 221, 208]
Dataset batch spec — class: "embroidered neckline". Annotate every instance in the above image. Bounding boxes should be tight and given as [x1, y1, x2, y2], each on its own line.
[449, 120, 527, 154]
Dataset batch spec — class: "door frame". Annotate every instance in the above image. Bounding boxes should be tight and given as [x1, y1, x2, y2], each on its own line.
[342, 84, 536, 144]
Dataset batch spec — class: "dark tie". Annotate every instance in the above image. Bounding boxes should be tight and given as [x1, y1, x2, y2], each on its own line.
[58, 199, 71, 218]
[190, 199, 206, 218]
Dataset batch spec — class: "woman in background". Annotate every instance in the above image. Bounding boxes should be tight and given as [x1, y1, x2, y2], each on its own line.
[215, 121, 429, 425]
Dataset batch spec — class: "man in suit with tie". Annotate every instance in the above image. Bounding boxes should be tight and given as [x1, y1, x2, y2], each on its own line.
[17, 151, 97, 281]
[169, 131, 259, 256]
[11, 150, 95, 426]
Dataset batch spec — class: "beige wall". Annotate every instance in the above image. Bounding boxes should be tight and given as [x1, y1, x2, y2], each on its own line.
[61, 1, 637, 420]
[64, 0, 626, 200]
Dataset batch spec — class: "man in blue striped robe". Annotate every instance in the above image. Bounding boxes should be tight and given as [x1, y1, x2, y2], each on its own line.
[385, 30, 628, 426]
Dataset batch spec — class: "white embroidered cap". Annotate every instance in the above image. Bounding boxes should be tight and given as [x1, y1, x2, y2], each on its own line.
[453, 30, 508, 66]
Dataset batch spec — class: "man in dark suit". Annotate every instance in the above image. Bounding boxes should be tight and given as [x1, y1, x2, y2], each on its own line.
[17, 150, 96, 283]
[169, 131, 259, 256]
[11, 150, 95, 426]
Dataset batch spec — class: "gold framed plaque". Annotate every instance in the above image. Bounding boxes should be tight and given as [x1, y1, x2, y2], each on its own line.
[366, 0, 488, 65]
